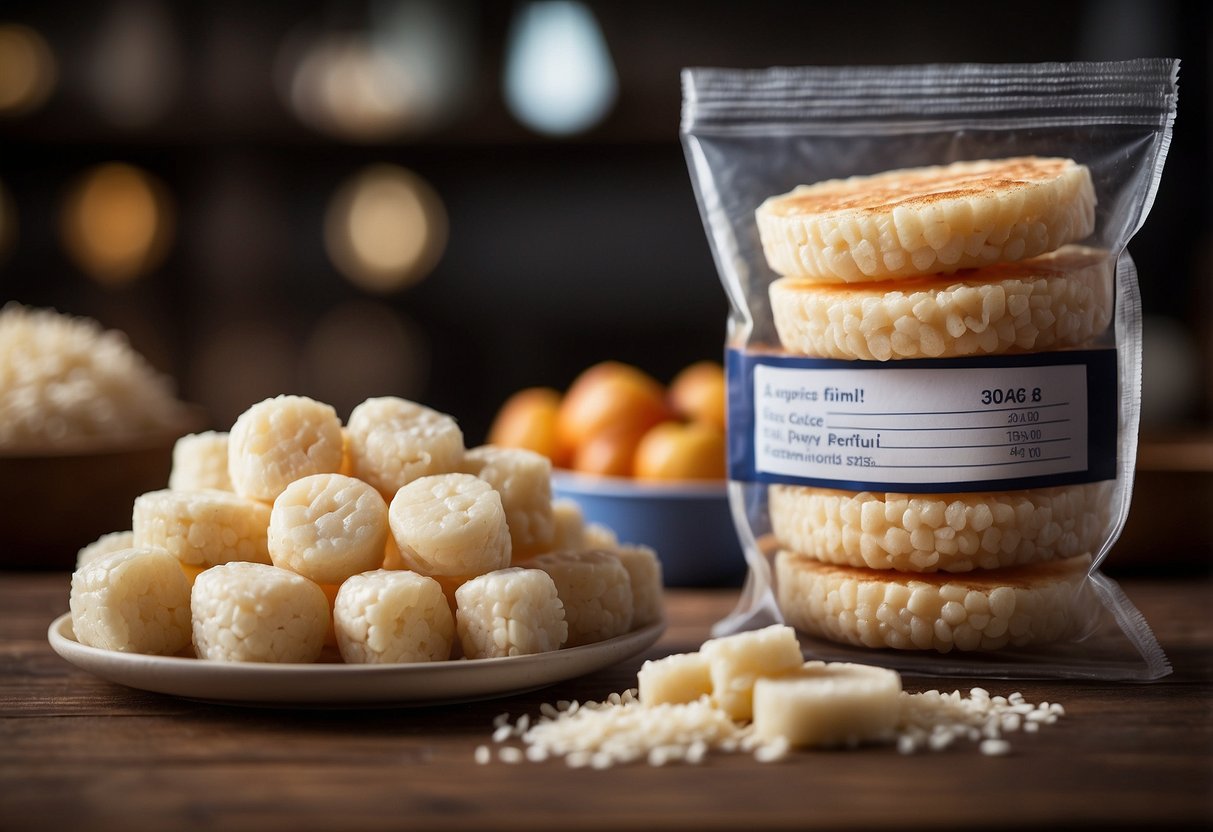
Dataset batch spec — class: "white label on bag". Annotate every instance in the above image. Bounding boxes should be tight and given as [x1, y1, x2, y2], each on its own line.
[753, 363, 1089, 485]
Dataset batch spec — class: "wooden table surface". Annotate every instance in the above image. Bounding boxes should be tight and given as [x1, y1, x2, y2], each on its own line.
[2, 570, 1211, 831]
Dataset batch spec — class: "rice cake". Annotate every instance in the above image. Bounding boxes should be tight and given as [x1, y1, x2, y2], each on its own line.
[774, 550, 1093, 652]
[769, 245, 1113, 360]
[756, 157, 1096, 282]
[769, 483, 1111, 573]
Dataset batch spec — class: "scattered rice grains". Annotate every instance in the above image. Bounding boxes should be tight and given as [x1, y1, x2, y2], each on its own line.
[477, 683, 1065, 768]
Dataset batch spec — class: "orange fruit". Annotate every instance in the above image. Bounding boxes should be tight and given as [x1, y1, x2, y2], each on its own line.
[556, 362, 669, 454]
[669, 360, 726, 431]
[572, 427, 647, 478]
[487, 386, 569, 467]
[633, 421, 727, 481]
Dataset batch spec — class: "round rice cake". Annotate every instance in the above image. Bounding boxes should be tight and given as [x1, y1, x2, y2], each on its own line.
[334, 569, 454, 664]
[756, 157, 1096, 283]
[228, 395, 344, 503]
[268, 473, 389, 585]
[191, 562, 329, 663]
[454, 567, 567, 658]
[768, 245, 1113, 360]
[524, 550, 634, 648]
[774, 550, 1094, 652]
[768, 482, 1111, 573]
[133, 488, 272, 567]
[70, 547, 192, 655]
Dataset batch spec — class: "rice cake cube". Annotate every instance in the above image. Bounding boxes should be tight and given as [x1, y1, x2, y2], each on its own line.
[752, 661, 903, 748]
[638, 652, 711, 706]
[700, 624, 804, 720]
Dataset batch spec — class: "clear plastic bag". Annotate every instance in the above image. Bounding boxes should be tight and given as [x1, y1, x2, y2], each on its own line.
[681, 60, 1179, 680]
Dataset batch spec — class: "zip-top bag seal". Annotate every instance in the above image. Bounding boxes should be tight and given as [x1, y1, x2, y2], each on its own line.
[681, 59, 1179, 680]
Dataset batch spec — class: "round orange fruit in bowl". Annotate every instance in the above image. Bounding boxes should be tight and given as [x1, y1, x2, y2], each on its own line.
[668, 360, 726, 432]
[571, 427, 648, 478]
[556, 361, 670, 455]
[486, 386, 570, 468]
[490, 359, 742, 586]
[633, 421, 727, 481]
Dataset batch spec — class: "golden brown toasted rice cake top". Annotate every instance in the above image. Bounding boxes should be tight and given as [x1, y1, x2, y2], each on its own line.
[761, 157, 1085, 217]
[756, 156, 1096, 283]
[777, 551, 1093, 589]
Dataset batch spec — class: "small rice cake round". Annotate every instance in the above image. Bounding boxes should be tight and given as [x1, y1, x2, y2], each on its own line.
[769, 482, 1111, 573]
[768, 245, 1113, 360]
[191, 562, 329, 663]
[133, 488, 272, 567]
[525, 550, 633, 647]
[549, 498, 586, 551]
[613, 544, 664, 627]
[582, 522, 619, 551]
[346, 397, 465, 499]
[455, 567, 567, 658]
[774, 550, 1094, 653]
[70, 547, 192, 655]
[76, 530, 135, 570]
[334, 569, 454, 663]
[388, 473, 512, 577]
[268, 473, 389, 584]
[459, 445, 555, 559]
[228, 395, 344, 502]
[169, 431, 233, 492]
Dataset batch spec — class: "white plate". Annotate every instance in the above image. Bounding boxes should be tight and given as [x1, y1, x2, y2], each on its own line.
[48, 613, 665, 708]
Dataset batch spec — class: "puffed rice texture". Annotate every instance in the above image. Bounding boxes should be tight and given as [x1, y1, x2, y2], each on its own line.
[769, 483, 1111, 573]
[228, 395, 344, 502]
[268, 473, 389, 585]
[334, 569, 454, 663]
[525, 550, 634, 647]
[133, 488, 272, 567]
[191, 562, 329, 663]
[455, 567, 568, 658]
[775, 551, 1094, 652]
[70, 547, 192, 655]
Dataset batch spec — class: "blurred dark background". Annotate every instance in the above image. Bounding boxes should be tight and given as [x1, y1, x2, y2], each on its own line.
[0, 0, 1208, 452]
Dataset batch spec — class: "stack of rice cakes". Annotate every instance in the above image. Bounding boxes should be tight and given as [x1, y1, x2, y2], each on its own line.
[756, 157, 1112, 653]
[70, 394, 663, 664]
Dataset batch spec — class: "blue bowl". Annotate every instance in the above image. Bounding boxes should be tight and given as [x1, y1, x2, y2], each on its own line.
[551, 472, 746, 588]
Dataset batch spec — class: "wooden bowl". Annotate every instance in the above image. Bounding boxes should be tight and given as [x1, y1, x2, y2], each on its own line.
[0, 412, 207, 570]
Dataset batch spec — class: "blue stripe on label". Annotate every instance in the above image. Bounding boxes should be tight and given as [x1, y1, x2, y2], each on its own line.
[726, 348, 1118, 493]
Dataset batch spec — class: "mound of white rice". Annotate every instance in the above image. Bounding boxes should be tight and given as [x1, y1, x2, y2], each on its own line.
[0, 303, 187, 449]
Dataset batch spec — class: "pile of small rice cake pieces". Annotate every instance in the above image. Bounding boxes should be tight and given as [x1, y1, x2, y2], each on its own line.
[481, 623, 1065, 767]
[756, 157, 1112, 653]
[69, 394, 663, 664]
